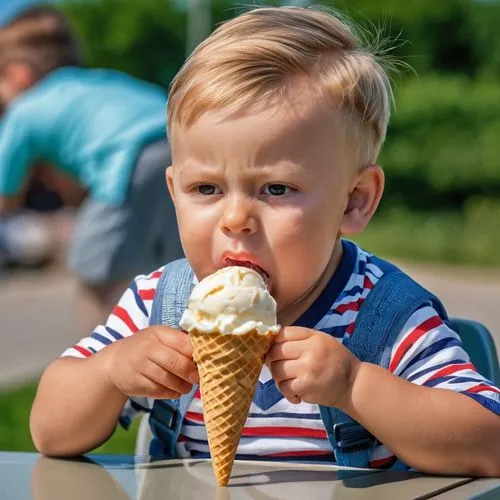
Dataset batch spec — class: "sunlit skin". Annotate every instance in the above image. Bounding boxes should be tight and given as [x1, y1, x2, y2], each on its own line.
[167, 85, 382, 327]
[166, 82, 384, 406]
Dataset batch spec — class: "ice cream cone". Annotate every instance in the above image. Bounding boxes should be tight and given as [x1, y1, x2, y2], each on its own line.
[180, 266, 280, 486]
[190, 328, 274, 486]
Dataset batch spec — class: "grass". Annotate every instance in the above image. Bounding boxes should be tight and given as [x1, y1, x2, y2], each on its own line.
[0, 382, 138, 454]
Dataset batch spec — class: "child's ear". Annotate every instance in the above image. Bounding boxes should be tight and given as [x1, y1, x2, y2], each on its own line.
[165, 165, 176, 201]
[340, 164, 384, 235]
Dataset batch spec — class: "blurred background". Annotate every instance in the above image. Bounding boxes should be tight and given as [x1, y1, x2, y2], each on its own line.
[1, 0, 499, 454]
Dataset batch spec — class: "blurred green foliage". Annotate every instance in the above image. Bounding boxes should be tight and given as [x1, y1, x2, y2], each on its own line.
[61, 0, 500, 265]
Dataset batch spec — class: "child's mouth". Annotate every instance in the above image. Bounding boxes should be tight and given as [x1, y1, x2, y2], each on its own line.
[222, 258, 272, 291]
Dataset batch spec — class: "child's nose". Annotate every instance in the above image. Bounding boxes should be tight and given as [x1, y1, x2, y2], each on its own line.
[220, 196, 257, 235]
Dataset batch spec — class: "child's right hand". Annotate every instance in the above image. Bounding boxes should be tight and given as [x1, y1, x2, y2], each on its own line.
[100, 326, 199, 400]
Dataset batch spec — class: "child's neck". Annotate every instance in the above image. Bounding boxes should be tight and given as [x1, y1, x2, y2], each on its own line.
[277, 240, 344, 327]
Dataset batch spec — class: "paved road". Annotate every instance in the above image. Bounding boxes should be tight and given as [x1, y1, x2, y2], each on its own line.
[1, 263, 499, 388]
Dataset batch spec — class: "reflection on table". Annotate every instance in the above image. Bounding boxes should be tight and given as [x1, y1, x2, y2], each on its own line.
[28, 454, 477, 500]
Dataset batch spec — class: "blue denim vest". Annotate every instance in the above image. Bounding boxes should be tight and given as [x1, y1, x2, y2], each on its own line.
[147, 258, 447, 469]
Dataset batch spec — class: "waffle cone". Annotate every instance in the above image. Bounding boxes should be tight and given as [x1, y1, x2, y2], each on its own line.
[189, 329, 274, 486]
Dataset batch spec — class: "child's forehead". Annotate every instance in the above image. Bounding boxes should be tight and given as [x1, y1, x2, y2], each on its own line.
[171, 83, 344, 150]
[173, 107, 330, 156]
[170, 97, 353, 178]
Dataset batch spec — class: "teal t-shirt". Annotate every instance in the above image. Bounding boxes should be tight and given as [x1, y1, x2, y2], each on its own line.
[0, 67, 168, 205]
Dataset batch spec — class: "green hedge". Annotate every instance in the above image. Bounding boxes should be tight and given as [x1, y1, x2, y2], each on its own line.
[381, 75, 500, 202]
[355, 198, 500, 266]
[59, 0, 500, 266]
[356, 74, 500, 266]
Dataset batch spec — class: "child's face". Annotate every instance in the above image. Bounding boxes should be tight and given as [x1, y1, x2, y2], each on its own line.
[168, 85, 377, 320]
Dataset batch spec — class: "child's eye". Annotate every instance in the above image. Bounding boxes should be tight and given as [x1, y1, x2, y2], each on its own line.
[262, 184, 291, 196]
[197, 184, 221, 195]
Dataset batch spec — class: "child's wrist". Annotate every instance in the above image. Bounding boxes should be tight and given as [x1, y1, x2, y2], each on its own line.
[94, 346, 125, 397]
[336, 358, 364, 413]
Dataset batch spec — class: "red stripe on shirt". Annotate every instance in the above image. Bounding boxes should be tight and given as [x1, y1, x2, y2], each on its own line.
[426, 363, 475, 382]
[346, 322, 355, 335]
[185, 411, 204, 423]
[466, 384, 500, 395]
[73, 345, 92, 357]
[139, 289, 155, 301]
[364, 275, 375, 289]
[112, 306, 139, 333]
[369, 455, 396, 469]
[150, 270, 162, 279]
[184, 412, 327, 439]
[389, 315, 443, 372]
[267, 449, 332, 458]
[241, 427, 328, 439]
[337, 298, 365, 314]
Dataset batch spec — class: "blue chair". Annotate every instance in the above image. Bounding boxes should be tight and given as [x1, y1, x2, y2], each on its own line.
[450, 318, 500, 385]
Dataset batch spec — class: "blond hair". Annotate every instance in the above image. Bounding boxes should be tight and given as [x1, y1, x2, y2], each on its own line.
[0, 6, 83, 79]
[168, 6, 394, 169]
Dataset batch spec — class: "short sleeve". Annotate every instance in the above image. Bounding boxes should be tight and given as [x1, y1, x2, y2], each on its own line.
[0, 104, 37, 195]
[389, 305, 500, 415]
[61, 268, 164, 428]
[61, 267, 163, 358]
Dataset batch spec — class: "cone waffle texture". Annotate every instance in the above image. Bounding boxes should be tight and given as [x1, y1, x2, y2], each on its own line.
[189, 329, 274, 486]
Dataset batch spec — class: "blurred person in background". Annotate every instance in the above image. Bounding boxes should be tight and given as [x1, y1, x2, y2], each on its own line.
[0, 161, 81, 270]
[0, 6, 183, 333]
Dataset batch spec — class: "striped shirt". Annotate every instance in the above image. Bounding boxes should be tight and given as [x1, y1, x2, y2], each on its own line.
[62, 240, 500, 469]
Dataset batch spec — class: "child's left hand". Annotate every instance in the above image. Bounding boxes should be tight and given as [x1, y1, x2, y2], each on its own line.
[266, 327, 360, 408]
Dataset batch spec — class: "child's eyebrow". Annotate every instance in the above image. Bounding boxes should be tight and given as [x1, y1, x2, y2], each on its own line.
[176, 158, 305, 173]
[249, 161, 306, 176]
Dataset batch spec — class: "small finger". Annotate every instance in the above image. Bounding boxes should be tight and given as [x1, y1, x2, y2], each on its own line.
[273, 326, 314, 344]
[149, 349, 199, 384]
[277, 378, 304, 404]
[142, 361, 194, 395]
[148, 388, 182, 400]
[269, 359, 298, 384]
[266, 341, 303, 364]
[154, 327, 194, 358]
[131, 375, 181, 400]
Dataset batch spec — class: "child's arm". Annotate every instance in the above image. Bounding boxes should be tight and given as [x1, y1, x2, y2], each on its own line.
[30, 271, 199, 457]
[30, 353, 128, 456]
[267, 315, 500, 476]
[31, 325, 198, 456]
[344, 360, 500, 476]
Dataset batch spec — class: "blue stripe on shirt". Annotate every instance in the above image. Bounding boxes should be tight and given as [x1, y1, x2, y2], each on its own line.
[105, 326, 124, 340]
[406, 359, 465, 383]
[185, 410, 322, 420]
[424, 375, 485, 388]
[130, 279, 148, 316]
[189, 451, 337, 462]
[463, 392, 500, 414]
[398, 337, 462, 377]
[247, 411, 322, 419]
[91, 332, 112, 346]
